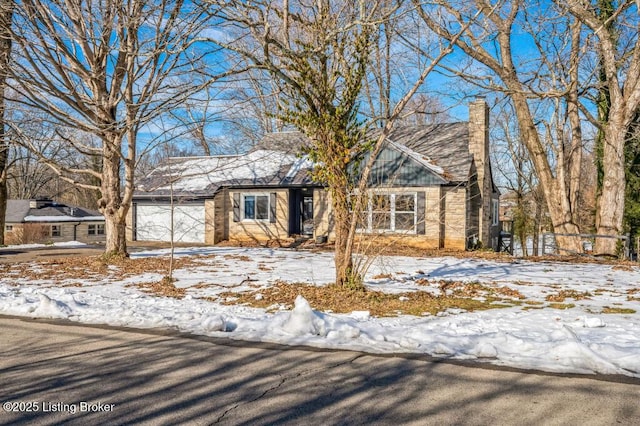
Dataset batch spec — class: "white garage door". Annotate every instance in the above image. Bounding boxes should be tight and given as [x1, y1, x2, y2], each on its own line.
[136, 204, 205, 243]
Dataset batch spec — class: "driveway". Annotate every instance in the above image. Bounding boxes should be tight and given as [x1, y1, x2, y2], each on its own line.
[1, 316, 639, 425]
[0, 246, 105, 263]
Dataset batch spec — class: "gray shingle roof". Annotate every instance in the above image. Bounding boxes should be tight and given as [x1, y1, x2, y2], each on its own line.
[255, 131, 311, 153]
[5, 200, 103, 223]
[5, 200, 31, 223]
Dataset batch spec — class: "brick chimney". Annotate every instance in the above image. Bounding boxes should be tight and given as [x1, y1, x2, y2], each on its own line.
[468, 98, 492, 245]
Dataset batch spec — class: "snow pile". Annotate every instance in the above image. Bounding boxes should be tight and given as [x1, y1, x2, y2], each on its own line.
[0, 241, 87, 250]
[279, 295, 361, 340]
[583, 316, 606, 328]
[201, 315, 226, 332]
[32, 294, 73, 318]
[281, 295, 328, 336]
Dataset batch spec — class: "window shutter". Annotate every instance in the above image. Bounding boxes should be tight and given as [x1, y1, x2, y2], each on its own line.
[233, 193, 240, 222]
[416, 192, 426, 235]
[270, 193, 277, 223]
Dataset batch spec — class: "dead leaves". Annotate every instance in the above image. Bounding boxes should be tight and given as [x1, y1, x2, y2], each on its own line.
[128, 277, 186, 299]
[545, 290, 592, 302]
[218, 280, 519, 317]
[1, 255, 199, 282]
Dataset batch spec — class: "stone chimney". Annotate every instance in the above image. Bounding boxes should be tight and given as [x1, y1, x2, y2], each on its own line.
[468, 98, 492, 245]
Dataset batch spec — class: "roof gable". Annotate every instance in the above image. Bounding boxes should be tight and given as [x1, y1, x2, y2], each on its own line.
[355, 143, 448, 186]
[383, 122, 472, 182]
[5, 200, 31, 223]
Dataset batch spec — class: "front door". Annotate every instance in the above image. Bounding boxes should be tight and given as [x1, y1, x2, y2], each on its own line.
[302, 194, 314, 236]
[288, 189, 314, 237]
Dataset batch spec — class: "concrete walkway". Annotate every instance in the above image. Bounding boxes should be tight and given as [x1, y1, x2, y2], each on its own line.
[0, 316, 639, 425]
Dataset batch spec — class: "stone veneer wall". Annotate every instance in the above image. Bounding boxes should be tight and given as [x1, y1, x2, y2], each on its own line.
[468, 98, 492, 247]
[227, 189, 290, 243]
[314, 186, 465, 250]
[442, 186, 467, 250]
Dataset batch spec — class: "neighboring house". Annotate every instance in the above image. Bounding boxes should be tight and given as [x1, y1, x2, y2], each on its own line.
[4, 199, 106, 245]
[131, 99, 500, 250]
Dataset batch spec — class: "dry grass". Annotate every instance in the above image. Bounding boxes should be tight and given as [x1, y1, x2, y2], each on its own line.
[218, 280, 519, 317]
[545, 290, 592, 302]
[0, 255, 200, 281]
[372, 273, 394, 280]
[438, 280, 525, 299]
[601, 306, 636, 314]
[127, 277, 186, 299]
[547, 303, 576, 310]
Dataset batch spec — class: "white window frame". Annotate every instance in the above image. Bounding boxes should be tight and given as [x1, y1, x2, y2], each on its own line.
[88, 224, 105, 236]
[5, 225, 12, 232]
[241, 193, 271, 222]
[357, 191, 417, 234]
[51, 225, 61, 237]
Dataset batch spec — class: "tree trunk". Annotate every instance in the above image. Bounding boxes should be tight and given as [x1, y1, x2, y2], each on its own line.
[595, 121, 626, 255]
[0, 168, 6, 245]
[325, 150, 359, 288]
[99, 140, 128, 256]
[560, 0, 638, 256]
[567, 18, 583, 227]
[0, 121, 7, 246]
[0, 0, 12, 246]
[104, 215, 127, 256]
[333, 198, 356, 287]
[510, 93, 583, 254]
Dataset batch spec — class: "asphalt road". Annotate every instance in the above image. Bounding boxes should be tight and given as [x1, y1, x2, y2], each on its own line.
[0, 316, 639, 426]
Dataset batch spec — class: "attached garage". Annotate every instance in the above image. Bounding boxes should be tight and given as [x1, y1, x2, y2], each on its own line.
[134, 203, 206, 243]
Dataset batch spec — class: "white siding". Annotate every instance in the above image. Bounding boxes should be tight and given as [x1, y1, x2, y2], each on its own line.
[136, 204, 205, 243]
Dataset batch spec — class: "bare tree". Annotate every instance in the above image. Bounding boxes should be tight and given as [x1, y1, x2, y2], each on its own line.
[491, 101, 536, 255]
[7, 0, 214, 256]
[208, 0, 467, 287]
[413, 0, 588, 254]
[8, 143, 61, 200]
[166, 70, 287, 157]
[559, 0, 640, 255]
[360, 7, 454, 127]
[397, 94, 454, 126]
[219, 70, 288, 147]
[207, 0, 388, 287]
[0, 0, 12, 245]
[2, 106, 95, 204]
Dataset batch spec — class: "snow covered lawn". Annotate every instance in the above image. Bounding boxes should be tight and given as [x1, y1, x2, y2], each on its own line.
[1, 246, 639, 377]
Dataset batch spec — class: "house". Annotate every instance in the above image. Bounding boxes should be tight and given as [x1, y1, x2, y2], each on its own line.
[4, 199, 106, 245]
[130, 132, 319, 245]
[130, 99, 500, 250]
